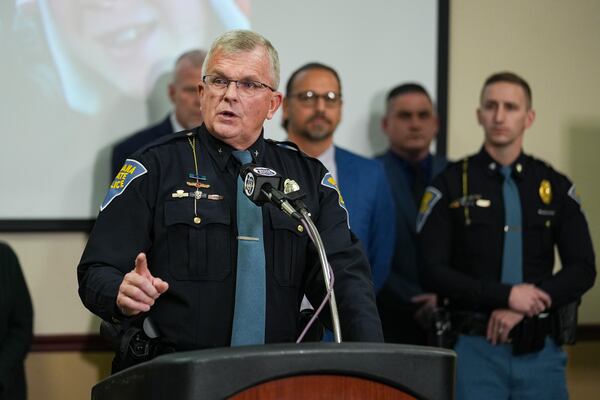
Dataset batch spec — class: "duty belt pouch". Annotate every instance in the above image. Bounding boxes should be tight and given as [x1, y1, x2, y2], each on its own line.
[511, 317, 546, 355]
[554, 301, 579, 345]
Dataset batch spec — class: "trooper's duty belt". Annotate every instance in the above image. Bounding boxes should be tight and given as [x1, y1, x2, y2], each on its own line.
[450, 301, 578, 355]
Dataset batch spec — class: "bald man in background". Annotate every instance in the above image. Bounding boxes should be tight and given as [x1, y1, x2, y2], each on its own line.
[111, 49, 207, 176]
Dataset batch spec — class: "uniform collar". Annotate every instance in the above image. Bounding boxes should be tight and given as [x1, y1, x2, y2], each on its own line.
[387, 150, 433, 181]
[473, 146, 530, 181]
[198, 124, 266, 172]
[388, 149, 432, 170]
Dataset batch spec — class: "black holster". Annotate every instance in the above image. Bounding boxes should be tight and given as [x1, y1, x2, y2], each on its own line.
[510, 315, 551, 355]
[427, 307, 457, 348]
[510, 301, 579, 355]
[100, 317, 175, 374]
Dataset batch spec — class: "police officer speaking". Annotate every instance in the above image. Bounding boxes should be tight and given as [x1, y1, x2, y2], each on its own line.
[77, 30, 383, 367]
[418, 72, 596, 400]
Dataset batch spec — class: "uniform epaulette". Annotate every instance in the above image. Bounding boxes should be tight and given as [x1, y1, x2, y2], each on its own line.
[135, 129, 196, 155]
[265, 139, 316, 161]
[266, 138, 300, 152]
[527, 153, 553, 170]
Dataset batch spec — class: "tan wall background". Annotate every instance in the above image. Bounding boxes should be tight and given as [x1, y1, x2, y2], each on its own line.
[1, 1, 599, 398]
[0, 232, 99, 334]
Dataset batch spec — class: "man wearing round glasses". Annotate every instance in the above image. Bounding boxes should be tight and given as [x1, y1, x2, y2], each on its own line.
[78, 31, 383, 363]
[282, 62, 395, 294]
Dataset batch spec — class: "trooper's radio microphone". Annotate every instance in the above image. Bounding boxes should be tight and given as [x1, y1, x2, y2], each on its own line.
[281, 178, 310, 216]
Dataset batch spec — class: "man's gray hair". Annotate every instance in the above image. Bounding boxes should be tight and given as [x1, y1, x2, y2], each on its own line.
[202, 30, 280, 89]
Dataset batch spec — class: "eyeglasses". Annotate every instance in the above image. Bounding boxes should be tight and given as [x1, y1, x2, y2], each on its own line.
[202, 75, 275, 97]
[289, 91, 342, 107]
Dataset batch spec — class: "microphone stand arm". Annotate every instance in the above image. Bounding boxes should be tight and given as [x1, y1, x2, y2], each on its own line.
[299, 208, 342, 343]
[260, 185, 342, 343]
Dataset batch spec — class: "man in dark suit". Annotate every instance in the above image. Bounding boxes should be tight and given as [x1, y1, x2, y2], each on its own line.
[111, 50, 207, 176]
[376, 83, 448, 345]
[282, 62, 395, 292]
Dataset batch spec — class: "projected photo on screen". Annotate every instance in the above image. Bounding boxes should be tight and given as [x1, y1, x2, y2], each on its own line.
[0, 0, 442, 224]
[12, 0, 250, 113]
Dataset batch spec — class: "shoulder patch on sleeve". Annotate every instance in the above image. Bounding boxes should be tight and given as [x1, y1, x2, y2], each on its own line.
[416, 186, 443, 233]
[568, 184, 581, 206]
[320, 171, 350, 228]
[101, 159, 147, 211]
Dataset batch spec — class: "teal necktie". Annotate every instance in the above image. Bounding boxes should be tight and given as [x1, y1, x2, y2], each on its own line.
[230, 150, 266, 345]
[500, 166, 523, 284]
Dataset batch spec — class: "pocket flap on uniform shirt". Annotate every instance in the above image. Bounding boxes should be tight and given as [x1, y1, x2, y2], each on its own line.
[267, 206, 306, 237]
[164, 199, 230, 228]
[524, 211, 554, 230]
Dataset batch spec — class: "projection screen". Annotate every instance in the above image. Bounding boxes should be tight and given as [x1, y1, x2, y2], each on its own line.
[0, 0, 446, 228]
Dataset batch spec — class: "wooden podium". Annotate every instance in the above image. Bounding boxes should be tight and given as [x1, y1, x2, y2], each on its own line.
[92, 343, 455, 399]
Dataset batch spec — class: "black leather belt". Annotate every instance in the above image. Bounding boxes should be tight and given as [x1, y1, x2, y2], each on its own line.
[451, 311, 554, 339]
[451, 311, 489, 336]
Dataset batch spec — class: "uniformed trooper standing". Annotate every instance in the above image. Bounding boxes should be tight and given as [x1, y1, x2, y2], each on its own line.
[418, 72, 596, 400]
[77, 30, 383, 361]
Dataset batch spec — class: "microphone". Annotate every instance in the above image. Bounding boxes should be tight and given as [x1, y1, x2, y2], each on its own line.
[239, 164, 302, 219]
[239, 164, 281, 204]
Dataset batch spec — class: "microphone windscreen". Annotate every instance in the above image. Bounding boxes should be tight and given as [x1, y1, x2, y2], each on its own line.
[240, 164, 282, 204]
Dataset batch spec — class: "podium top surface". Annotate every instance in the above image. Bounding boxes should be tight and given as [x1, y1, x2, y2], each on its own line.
[93, 342, 455, 400]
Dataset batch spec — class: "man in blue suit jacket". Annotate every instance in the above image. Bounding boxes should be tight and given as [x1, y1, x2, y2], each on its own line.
[111, 50, 206, 177]
[282, 62, 394, 292]
[376, 83, 448, 345]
